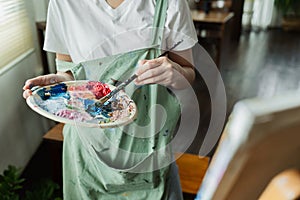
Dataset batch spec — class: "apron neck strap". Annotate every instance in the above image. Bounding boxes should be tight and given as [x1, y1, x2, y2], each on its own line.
[151, 0, 168, 47]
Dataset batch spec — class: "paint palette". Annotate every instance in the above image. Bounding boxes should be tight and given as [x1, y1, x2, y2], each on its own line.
[26, 81, 137, 128]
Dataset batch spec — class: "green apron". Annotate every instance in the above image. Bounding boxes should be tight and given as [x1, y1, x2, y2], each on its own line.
[57, 0, 181, 199]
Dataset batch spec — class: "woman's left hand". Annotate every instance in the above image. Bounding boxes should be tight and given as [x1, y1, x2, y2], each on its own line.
[134, 56, 193, 89]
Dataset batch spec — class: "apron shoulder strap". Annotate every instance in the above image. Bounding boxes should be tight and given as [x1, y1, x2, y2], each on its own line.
[151, 0, 168, 47]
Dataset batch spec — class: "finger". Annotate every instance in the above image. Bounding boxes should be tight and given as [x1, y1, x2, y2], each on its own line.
[23, 74, 58, 90]
[135, 64, 166, 83]
[136, 60, 148, 76]
[23, 76, 45, 90]
[23, 89, 32, 99]
[135, 71, 170, 86]
[136, 59, 161, 76]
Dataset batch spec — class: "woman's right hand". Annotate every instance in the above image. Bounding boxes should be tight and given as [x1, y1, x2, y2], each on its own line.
[22, 72, 74, 99]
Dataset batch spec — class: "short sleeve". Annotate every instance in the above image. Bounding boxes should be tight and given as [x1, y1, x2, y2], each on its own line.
[164, 0, 198, 51]
[43, 0, 69, 54]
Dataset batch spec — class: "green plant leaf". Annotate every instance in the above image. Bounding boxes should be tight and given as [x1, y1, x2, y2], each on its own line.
[0, 165, 24, 200]
[24, 179, 61, 200]
[275, 0, 300, 16]
[1, 166, 62, 200]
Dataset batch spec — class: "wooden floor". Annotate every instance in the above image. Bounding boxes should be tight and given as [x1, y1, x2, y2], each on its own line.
[221, 29, 300, 112]
[185, 28, 300, 199]
[22, 29, 300, 200]
[186, 28, 300, 155]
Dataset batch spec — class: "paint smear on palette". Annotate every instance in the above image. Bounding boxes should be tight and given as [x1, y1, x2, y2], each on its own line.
[34, 81, 135, 125]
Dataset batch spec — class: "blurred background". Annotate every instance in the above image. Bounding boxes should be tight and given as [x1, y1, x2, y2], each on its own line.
[0, 0, 299, 199]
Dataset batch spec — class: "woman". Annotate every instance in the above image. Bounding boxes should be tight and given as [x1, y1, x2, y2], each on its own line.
[23, 0, 197, 199]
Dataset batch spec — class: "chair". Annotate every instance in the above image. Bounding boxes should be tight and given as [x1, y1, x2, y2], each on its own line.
[189, 0, 245, 68]
[175, 153, 210, 195]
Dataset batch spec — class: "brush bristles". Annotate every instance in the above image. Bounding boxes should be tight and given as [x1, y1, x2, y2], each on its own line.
[95, 96, 110, 107]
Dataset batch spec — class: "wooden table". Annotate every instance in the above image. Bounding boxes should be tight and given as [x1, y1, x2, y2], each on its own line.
[191, 10, 234, 68]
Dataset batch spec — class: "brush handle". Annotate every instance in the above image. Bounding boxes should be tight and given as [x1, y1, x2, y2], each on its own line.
[159, 39, 183, 57]
[115, 74, 138, 92]
[96, 40, 184, 106]
[96, 74, 138, 106]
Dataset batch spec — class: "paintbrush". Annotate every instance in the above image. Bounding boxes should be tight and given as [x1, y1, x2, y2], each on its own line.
[95, 40, 183, 107]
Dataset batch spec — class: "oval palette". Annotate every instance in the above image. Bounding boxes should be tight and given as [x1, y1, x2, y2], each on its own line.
[26, 81, 137, 128]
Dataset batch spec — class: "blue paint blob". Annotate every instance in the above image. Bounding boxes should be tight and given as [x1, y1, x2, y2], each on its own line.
[37, 88, 48, 100]
[85, 100, 112, 118]
[63, 93, 71, 100]
[37, 83, 68, 100]
[83, 99, 95, 110]
[50, 83, 67, 95]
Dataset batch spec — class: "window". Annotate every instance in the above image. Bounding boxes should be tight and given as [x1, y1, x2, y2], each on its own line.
[0, 0, 33, 69]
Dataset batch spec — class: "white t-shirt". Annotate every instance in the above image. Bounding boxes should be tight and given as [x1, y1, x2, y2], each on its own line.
[44, 0, 198, 64]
